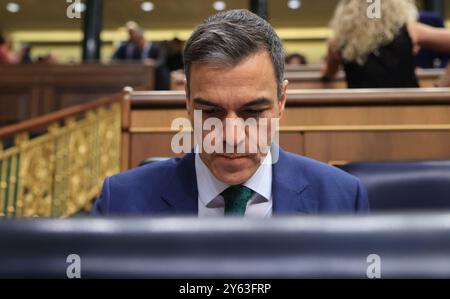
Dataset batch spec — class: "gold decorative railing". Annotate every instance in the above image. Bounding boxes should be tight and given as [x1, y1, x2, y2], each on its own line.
[0, 94, 123, 218]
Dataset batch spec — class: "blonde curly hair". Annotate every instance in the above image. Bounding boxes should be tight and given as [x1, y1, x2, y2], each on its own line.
[330, 0, 418, 65]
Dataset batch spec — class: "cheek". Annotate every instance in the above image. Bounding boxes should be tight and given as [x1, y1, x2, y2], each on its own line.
[201, 126, 224, 148]
[257, 114, 278, 141]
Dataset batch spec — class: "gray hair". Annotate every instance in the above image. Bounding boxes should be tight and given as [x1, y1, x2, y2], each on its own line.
[183, 9, 285, 99]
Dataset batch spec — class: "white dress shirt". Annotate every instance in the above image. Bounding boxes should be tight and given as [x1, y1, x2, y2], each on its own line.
[195, 151, 272, 218]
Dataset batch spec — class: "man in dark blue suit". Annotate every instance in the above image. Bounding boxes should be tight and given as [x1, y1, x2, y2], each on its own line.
[93, 9, 369, 217]
[111, 21, 170, 90]
[111, 22, 162, 62]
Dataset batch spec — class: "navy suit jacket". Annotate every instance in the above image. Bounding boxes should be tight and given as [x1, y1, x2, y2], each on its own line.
[92, 147, 369, 215]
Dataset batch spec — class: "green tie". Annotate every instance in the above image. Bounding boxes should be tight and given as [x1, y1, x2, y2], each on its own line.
[221, 185, 254, 216]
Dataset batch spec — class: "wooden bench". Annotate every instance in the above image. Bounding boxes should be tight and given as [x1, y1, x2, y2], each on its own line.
[121, 88, 450, 169]
[170, 68, 444, 90]
[0, 64, 154, 126]
[284, 64, 322, 72]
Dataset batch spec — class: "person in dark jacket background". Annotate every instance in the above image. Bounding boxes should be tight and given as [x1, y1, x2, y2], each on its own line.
[111, 21, 170, 90]
[415, 11, 450, 69]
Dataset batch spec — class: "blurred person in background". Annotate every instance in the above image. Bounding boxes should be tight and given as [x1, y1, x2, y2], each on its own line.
[285, 53, 307, 65]
[322, 0, 450, 88]
[112, 21, 170, 89]
[415, 11, 450, 69]
[0, 34, 19, 64]
[166, 38, 184, 72]
[112, 21, 161, 62]
[36, 52, 58, 64]
[20, 42, 32, 64]
[433, 61, 450, 87]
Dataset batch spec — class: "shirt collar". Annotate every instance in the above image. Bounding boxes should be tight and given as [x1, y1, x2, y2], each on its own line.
[243, 151, 272, 201]
[195, 151, 272, 207]
[195, 153, 228, 208]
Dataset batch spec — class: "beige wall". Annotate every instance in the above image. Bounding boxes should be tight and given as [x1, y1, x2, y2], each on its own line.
[6, 0, 441, 64]
[9, 27, 331, 64]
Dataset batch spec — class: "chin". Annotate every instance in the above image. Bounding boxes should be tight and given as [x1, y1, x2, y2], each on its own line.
[210, 155, 257, 185]
[214, 172, 250, 185]
[216, 172, 249, 185]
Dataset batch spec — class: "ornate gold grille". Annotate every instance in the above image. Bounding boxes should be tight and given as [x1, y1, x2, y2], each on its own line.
[0, 99, 121, 218]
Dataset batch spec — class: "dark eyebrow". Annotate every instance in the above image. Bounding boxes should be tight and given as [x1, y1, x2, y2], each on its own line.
[192, 98, 220, 107]
[241, 97, 272, 107]
[192, 97, 272, 108]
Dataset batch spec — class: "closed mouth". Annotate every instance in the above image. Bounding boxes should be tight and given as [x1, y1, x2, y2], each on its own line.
[216, 154, 250, 160]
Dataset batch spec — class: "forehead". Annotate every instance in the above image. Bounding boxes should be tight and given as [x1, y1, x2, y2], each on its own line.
[189, 50, 278, 106]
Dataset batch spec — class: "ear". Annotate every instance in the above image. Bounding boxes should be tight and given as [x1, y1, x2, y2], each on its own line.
[278, 79, 289, 117]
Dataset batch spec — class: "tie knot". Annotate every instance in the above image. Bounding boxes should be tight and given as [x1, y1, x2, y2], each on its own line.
[221, 185, 254, 216]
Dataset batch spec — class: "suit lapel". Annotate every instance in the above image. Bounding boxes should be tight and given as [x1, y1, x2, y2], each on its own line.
[160, 153, 198, 215]
[272, 146, 318, 214]
[158, 146, 318, 215]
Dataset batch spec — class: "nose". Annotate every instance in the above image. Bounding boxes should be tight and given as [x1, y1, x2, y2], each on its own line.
[223, 113, 247, 153]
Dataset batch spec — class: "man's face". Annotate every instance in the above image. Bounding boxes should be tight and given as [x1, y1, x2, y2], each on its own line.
[186, 50, 288, 185]
[128, 29, 139, 44]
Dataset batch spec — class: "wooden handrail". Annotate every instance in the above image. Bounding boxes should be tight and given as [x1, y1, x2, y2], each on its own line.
[284, 71, 345, 80]
[0, 92, 124, 139]
[129, 88, 450, 108]
[131, 90, 186, 108]
[284, 64, 322, 72]
[170, 68, 446, 83]
[285, 88, 450, 105]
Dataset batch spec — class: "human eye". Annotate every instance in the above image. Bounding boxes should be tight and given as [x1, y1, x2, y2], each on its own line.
[202, 107, 225, 118]
[240, 108, 267, 118]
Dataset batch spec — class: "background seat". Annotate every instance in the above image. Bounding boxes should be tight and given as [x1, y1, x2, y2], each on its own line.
[1, 215, 450, 278]
[339, 160, 450, 211]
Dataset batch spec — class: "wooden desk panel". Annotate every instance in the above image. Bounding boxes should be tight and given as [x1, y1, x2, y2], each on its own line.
[303, 130, 450, 163]
[128, 131, 305, 168]
[171, 69, 444, 90]
[122, 88, 450, 169]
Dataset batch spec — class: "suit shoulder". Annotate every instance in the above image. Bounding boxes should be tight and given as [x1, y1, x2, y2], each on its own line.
[278, 150, 368, 212]
[281, 150, 360, 186]
[108, 157, 180, 189]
